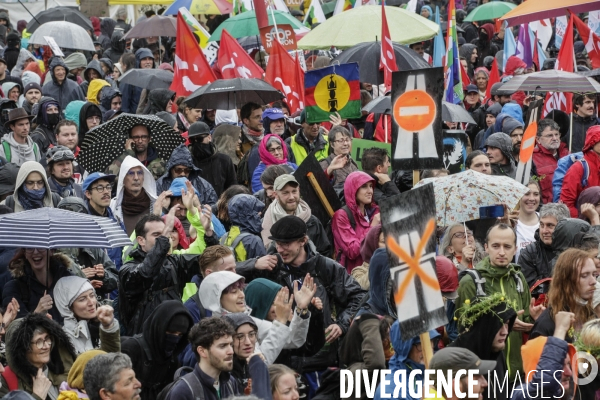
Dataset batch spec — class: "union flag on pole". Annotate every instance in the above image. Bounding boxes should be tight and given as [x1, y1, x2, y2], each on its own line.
[170, 12, 217, 97]
[218, 29, 264, 79]
[265, 40, 305, 114]
[542, 15, 574, 118]
[572, 12, 600, 69]
[379, 3, 398, 92]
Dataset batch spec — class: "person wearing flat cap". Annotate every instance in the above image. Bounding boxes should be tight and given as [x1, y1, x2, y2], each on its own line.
[237, 215, 365, 371]
[0, 108, 40, 166]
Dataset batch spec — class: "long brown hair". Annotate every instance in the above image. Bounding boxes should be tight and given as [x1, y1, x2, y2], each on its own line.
[548, 248, 595, 324]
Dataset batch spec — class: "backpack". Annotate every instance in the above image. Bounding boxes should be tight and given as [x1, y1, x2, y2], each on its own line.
[552, 152, 589, 202]
[458, 269, 524, 298]
[219, 230, 252, 262]
[236, 150, 251, 188]
[325, 205, 355, 262]
[2, 141, 39, 164]
[156, 366, 201, 400]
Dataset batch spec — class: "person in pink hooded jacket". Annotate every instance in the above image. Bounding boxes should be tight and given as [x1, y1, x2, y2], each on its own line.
[332, 171, 381, 273]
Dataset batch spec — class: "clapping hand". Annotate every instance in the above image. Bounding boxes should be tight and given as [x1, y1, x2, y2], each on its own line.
[274, 287, 293, 324]
[293, 274, 317, 310]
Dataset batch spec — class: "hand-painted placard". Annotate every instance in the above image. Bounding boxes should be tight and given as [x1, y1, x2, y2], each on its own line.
[442, 130, 468, 174]
[351, 138, 391, 172]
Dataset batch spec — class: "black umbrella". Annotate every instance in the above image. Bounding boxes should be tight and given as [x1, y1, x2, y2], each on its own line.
[362, 95, 391, 115]
[123, 15, 177, 39]
[185, 78, 284, 110]
[118, 69, 174, 90]
[78, 113, 184, 174]
[333, 41, 431, 84]
[441, 101, 476, 124]
[27, 7, 93, 33]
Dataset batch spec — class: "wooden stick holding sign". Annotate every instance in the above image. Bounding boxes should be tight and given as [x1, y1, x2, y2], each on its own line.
[307, 172, 334, 217]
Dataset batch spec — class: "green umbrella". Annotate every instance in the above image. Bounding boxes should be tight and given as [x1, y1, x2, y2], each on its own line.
[297, 5, 439, 50]
[209, 10, 306, 41]
[322, 1, 336, 15]
[464, 2, 516, 22]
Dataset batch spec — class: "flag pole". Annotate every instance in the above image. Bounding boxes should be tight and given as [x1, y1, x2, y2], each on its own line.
[268, 4, 280, 43]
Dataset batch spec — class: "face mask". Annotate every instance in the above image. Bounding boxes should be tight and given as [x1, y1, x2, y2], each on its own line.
[164, 333, 182, 357]
[192, 142, 215, 160]
[23, 186, 46, 200]
[47, 113, 60, 127]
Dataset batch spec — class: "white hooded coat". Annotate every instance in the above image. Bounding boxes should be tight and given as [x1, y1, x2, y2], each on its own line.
[109, 155, 157, 221]
[0, 161, 52, 212]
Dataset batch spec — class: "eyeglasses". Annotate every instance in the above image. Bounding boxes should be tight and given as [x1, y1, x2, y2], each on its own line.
[333, 138, 351, 144]
[31, 337, 53, 350]
[131, 135, 149, 141]
[86, 116, 101, 123]
[268, 146, 283, 154]
[233, 331, 257, 342]
[90, 184, 113, 193]
[173, 167, 190, 175]
[126, 170, 144, 178]
[24, 180, 44, 189]
[451, 231, 474, 239]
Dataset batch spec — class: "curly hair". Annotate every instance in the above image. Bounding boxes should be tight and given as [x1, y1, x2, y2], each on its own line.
[188, 317, 235, 361]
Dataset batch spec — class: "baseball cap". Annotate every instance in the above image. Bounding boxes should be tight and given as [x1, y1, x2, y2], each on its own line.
[269, 215, 308, 243]
[430, 347, 497, 376]
[465, 84, 478, 94]
[274, 174, 299, 191]
[82, 172, 116, 192]
[262, 108, 285, 121]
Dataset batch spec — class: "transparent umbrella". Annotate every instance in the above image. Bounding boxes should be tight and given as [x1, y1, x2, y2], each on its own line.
[29, 21, 95, 51]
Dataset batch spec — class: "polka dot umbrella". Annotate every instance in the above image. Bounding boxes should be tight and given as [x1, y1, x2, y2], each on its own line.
[78, 113, 184, 174]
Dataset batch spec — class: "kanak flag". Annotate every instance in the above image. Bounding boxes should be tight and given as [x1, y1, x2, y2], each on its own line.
[542, 15, 574, 118]
[572, 12, 600, 69]
[170, 12, 217, 97]
[218, 29, 265, 79]
[265, 40, 304, 114]
[379, 3, 398, 92]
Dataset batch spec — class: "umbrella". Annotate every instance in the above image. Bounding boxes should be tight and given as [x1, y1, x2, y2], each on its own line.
[123, 15, 177, 40]
[164, 0, 232, 15]
[297, 5, 439, 50]
[118, 69, 174, 90]
[442, 102, 477, 124]
[333, 41, 430, 84]
[29, 21, 95, 52]
[464, 2, 516, 22]
[501, 0, 599, 26]
[209, 10, 307, 41]
[185, 78, 284, 110]
[499, 70, 600, 93]
[27, 7, 93, 33]
[578, 68, 600, 78]
[237, 36, 263, 51]
[0, 208, 132, 249]
[78, 114, 184, 174]
[413, 170, 529, 227]
[362, 96, 391, 115]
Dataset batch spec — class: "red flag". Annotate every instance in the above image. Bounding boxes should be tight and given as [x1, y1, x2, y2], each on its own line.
[218, 29, 264, 79]
[532, 31, 540, 70]
[459, 58, 470, 89]
[542, 16, 574, 117]
[170, 12, 216, 98]
[572, 12, 600, 69]
[265, 40, 304, 114]
[294, 52, 305, 112]
[485, 58, 500, 103]
[379, 3, 398, 91]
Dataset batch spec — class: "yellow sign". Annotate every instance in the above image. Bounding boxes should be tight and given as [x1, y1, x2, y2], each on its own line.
[314, 74, 350, 113]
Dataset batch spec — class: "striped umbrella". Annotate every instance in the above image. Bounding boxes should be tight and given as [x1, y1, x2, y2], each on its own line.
[499, 70, 600, 93]
[0, 208, 132, 249]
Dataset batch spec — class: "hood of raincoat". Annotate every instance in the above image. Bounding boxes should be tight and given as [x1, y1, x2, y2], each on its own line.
[144, 89, 174, 114]
[33, 96, 61, 127]
[501, 103, 524, 124]
[551, 218, 594, 253]
[99, 58, 114, 72]
[223, 313, 258, 331]
[90, 16, 101, 37]
[100, 18, 117, 39]
[388, 320, 440, 372]
[87, 79, 111, 105]
[12, 161, 53, 211]
[343, 171, 377, 222]
[54, 276, 96, 348]
[228, 194, 264, 234]
[199, 271, 246, 315]
[141, 300, 193, 361]
[479, 23, 495, 43]
[244, 278, 280, 320]
[501, 117, 524, 136]
[12, 49, 35, 75]
[110, 30, 126, 53]
[163, 143, 201, 178]
[485, 132, 514, 164]
[502, 56, 527, 78]
[365, 247, 397, 318]
[50, 57, 70, 85]
[421, 5, 433, 20]
[1, 82, 19, 98]
[114, 155, 157, 209]
[459, 44, 477, 62]
[84, 59, 105, 83]
[583, 125, 600, 152]
[135, 48, 155, 69]
[100, 86, 121, 111]
[64, 52, 88, 72]
[78, 102, 103, 140]
[64, 100, 86, 129]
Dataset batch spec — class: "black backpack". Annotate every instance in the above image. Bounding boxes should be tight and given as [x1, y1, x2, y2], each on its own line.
[156, 366, 234, 400]
[325, 205, 355, 262]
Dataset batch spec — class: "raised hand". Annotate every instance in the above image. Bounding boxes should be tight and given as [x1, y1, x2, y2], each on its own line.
[294, 274, 316, 310]
[182, 181, 196, 213]
[97, 305, 115, 329]
[274, 287, 293, 324]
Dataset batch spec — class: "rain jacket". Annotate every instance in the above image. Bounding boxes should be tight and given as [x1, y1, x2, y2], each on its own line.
[456, 256, 532, 381]
[560, 126, 600, 217]
[42, 58, 83, 110]
[0, 313, 77, 399]
[197, 271, 310, 365]
[30, 96, 61, 153]
[0, 132, 41, 166]
[518, 229, 555, 288]
[471, 23, 499, 67]
[356, 248, 397, 318]
[10, 49, 35, 79]
[156, 144, 219, 206]
[374, 322, 440, 400]
[0, 161, 56, 212]
[121, 301, 194, 400]
[109, 156, 158, 223]
[143, 89, 174, 114]
[533, 142, 569, 204]
[54, 276, 121, 355]
[191, 142, 238, 198]
[563, 113, 600, 154]
[99, 86, 121, 114]
[2, 252, 82, 324]
[285, 128, 329, 166]
[165, 363, 240, 400]
[222, 194, 266, 261]
[98, 18, 117, 51]
[74, 59, 105, 101]
[121, 48, 154, 114]
[103, 30, 126, 63]
[64, 100, 85, 129]
[332, 171, 380, 272]
[485, 132, 517, 178]
[87, 79, 111, 105]
[107, 144, 166, 182]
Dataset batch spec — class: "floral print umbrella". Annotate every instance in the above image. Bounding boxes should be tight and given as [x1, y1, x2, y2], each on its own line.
[414, 170, 529, 226]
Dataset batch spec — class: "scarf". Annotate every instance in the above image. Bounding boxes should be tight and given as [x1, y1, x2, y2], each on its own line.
[258, 134, 287, 166]
[18, 185, 46, 210]
[178, 112, 191, 130]
[271, 198, 311, 223]
[50, 176, 75, 197]
[245, 126, 263, 137]
[121, 189, 151, 215]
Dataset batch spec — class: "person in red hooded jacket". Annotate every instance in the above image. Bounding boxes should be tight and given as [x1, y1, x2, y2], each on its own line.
[471, 23, 499, 67]
[501, 56, 527, 106]
[332, 171, 381, 273]
[560, 125, 600, 217]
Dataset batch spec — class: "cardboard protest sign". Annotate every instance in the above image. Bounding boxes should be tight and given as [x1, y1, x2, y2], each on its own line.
[305, 63, 361, 124]
[442, 130, 468, 174]
[380, 183, 447, 341]
[391, 67, 444, 170]
[294, 153, 342, 224]
[351, 138, 391, 172]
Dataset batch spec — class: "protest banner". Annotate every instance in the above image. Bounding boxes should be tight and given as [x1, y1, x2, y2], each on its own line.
[351, 138, 391, 172]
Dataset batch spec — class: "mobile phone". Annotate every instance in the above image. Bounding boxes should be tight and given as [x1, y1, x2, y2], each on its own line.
[479, 205, 505, 219]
